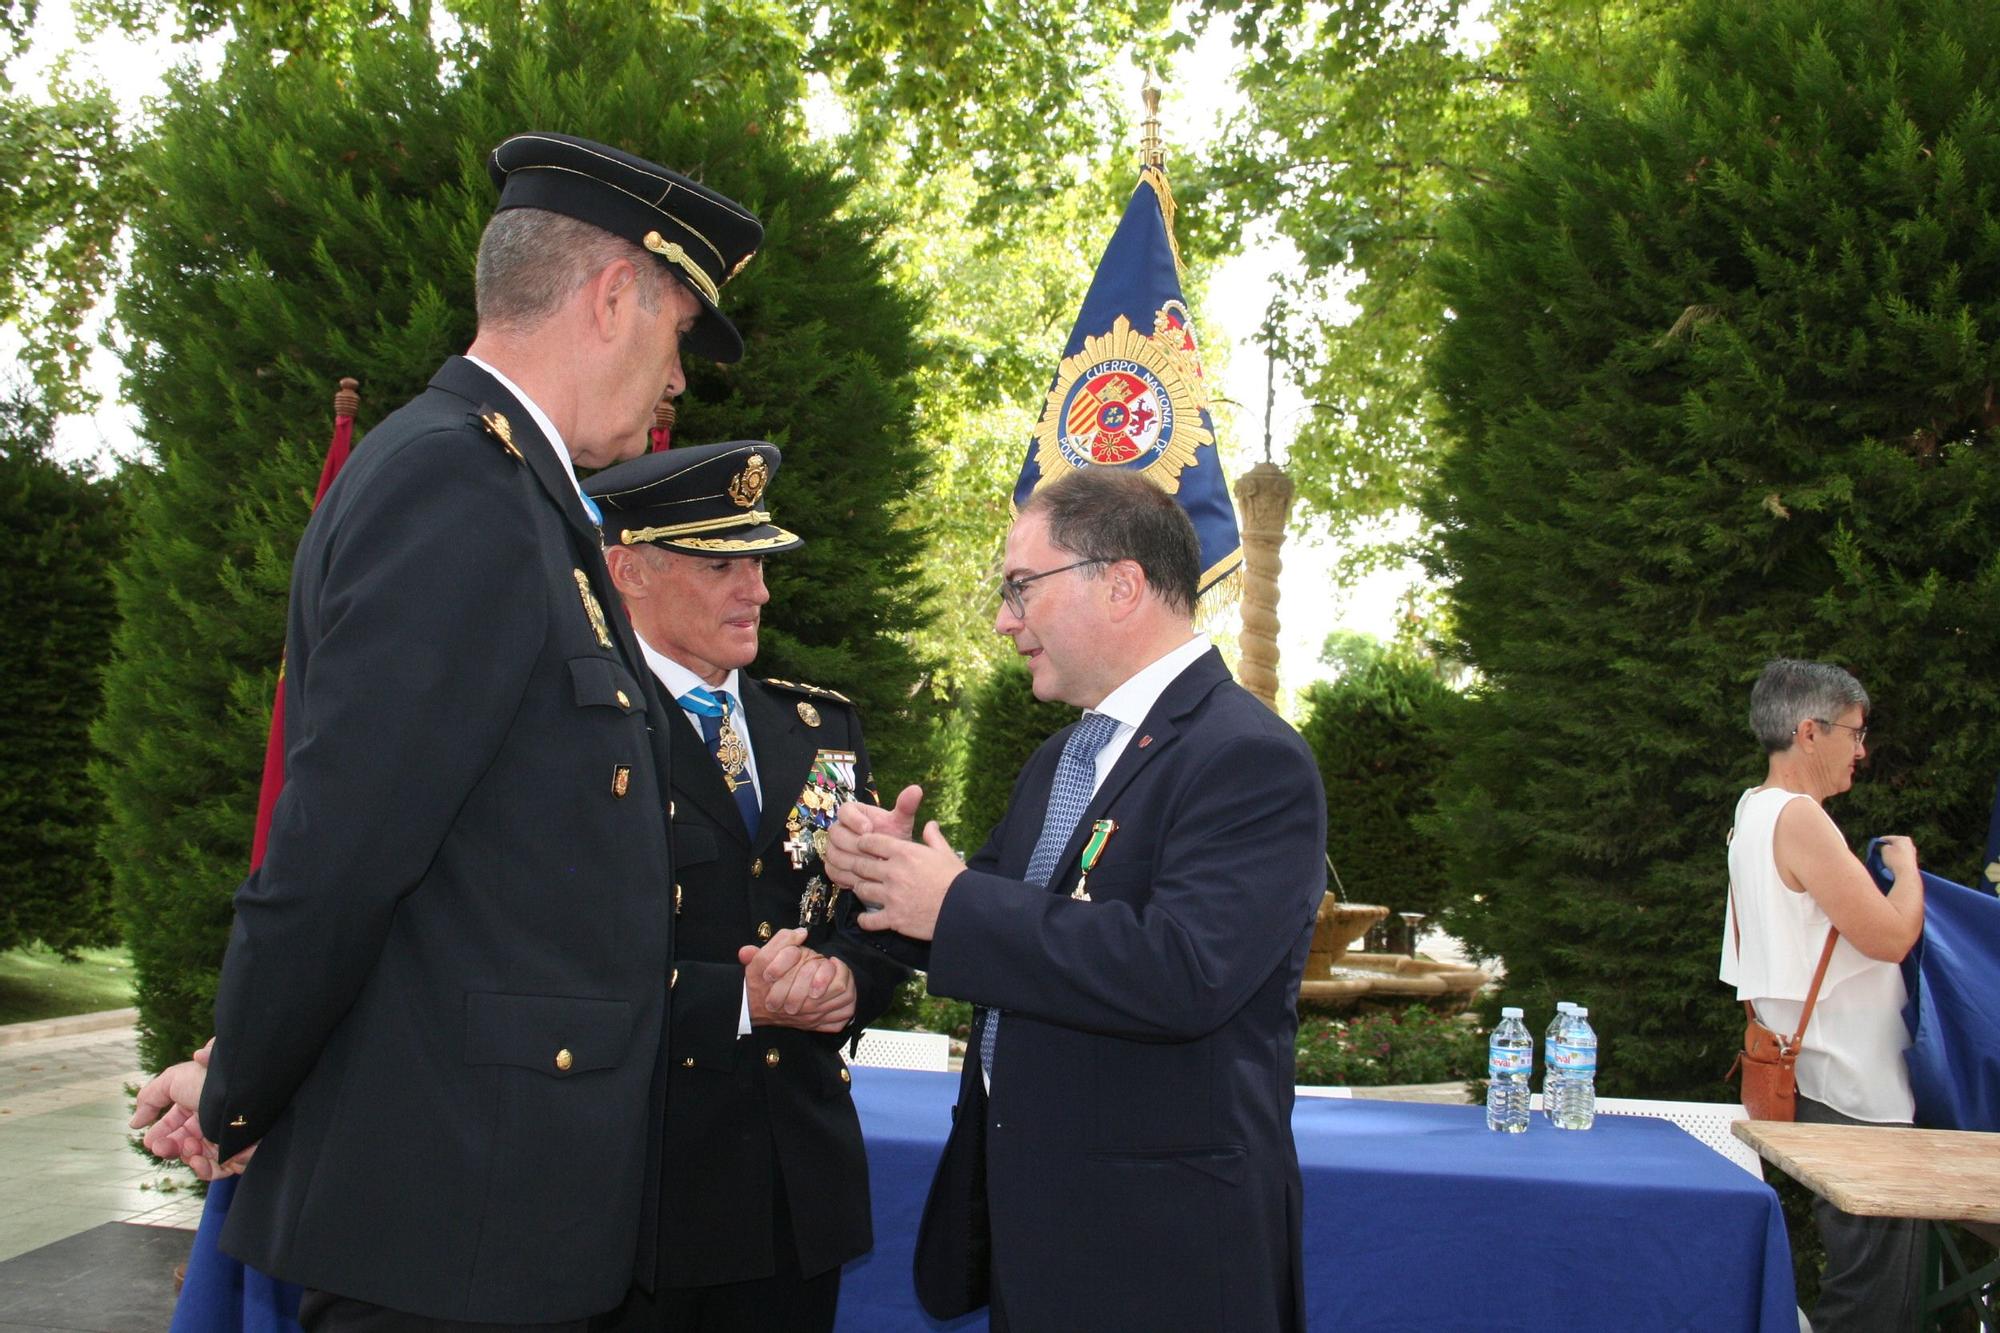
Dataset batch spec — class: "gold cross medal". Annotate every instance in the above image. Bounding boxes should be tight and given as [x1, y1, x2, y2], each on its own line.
[1071, 819, 1118, 901]
[783, 750, 858, 870]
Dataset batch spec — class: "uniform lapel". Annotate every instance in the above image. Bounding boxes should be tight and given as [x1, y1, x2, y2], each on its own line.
[668, 705, 747, 844]
[427, 357, 653, 684]
[740, 677, 813, 855]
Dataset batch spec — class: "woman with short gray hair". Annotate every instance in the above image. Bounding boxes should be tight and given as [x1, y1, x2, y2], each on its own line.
[1720, 658, 1926, 1332]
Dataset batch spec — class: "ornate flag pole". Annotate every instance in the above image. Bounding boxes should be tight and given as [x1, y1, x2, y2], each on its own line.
[1012, 78, 1243, 611]
[1234, 309, 1298, 711]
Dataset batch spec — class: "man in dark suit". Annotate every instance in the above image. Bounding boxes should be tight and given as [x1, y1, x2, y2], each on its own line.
[133, 133, 763, 1330]
[586, 443, 909, 1332]
[827, 466, 1327, 1333]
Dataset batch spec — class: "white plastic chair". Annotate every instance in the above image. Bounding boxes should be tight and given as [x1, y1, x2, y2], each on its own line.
[1529, 1094, 1764, 1177]
[845, 1027, 951, 1071]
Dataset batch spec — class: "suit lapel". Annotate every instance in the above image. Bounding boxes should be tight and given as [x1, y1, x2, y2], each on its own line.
[1039, 648, 1231, 890]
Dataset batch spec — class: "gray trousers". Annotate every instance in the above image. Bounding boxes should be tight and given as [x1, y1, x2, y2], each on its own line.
[1796, 1095, 1926, 1333]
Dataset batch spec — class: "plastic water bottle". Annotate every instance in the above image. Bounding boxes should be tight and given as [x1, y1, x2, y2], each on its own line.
[1552, 1006, 1598, 1130]
[1486, 1007, 1532, 1133]
[1543, 1002, 1576, 1123]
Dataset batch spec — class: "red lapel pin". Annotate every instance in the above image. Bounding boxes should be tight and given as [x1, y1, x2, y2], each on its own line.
[1137, 735, 1152, 748]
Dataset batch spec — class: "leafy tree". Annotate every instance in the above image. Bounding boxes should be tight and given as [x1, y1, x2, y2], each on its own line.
[1423, 0, 2000, 1097]
[955, 658, 1078, 852]
[1187, 0, 1682, 541]
[93, 0, 934, 1069]
[0, 72, 135, 414]
[1297, 653, 1456, 917]
[0, 387, 123, 954]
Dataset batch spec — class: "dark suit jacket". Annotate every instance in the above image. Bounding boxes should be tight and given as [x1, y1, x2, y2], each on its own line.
[199, 358, 676, 1323]
[913, 648, 1325, 1332]
[652, 674, 907, 1286]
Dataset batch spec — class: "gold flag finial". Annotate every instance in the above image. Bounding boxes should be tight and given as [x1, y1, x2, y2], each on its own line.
[1140, 79, 1164, 169]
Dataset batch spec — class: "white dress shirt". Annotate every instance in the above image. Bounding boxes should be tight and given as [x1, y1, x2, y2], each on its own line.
[1083, 634, 1213, 793]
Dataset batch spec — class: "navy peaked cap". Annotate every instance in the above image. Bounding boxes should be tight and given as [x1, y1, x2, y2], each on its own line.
[586, 442, 802, 557]
[487, 132, 762, 364]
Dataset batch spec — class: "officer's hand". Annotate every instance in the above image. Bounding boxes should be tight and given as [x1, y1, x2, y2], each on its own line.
[739, 938, 856, 1031]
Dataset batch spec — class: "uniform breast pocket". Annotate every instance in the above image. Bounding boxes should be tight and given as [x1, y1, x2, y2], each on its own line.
[463, 991, 634, 1077]
[567, 656, 648, 717]
[673, 824, 718, 869]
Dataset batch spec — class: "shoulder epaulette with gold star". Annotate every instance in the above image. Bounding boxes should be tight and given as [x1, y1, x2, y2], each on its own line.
[762, 678, 853, 705]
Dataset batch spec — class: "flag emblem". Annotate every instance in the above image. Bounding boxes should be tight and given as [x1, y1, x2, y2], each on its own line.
[1034, 315, 1212, 490]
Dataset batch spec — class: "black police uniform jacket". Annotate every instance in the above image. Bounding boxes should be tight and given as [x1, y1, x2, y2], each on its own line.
[655, 675, 908, 1287]
[199, 358, 676, 1323]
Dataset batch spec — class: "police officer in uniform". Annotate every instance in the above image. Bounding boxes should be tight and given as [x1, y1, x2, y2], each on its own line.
[161, 134, 763, 1330]
[587, 443, 909, 1332]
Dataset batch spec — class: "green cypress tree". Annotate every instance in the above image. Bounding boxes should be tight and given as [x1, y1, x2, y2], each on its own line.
[94, 0, 935, 1069]
[1297, 656, 1457, 918]
[956, 659, 1078, 851]
[1424, 0, 2000, 1095]
[0, 389, 123, 955]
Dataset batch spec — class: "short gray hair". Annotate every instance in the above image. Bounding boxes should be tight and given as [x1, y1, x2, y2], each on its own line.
[1749, 658, 1870, 753]
[474, 208, 667, 332]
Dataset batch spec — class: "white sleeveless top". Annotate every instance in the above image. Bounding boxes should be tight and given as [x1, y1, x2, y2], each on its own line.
[1719, 786, 1913, 1124]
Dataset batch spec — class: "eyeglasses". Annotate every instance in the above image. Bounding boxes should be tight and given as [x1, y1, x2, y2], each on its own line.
[1814, 718, 1869, 744]
[998, 559, 1105, 618]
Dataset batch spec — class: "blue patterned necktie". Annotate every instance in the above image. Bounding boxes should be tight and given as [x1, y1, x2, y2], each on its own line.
[680, 686, 761, 835]
[979, 709, 1121, 1080]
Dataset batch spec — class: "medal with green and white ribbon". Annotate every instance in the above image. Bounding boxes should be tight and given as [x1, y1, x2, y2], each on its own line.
[1070, 819, 1119, 901]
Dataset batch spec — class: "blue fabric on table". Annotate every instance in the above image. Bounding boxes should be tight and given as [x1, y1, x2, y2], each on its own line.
[172, 1067, 1793, 1331]
[170, 1175, 302, 1332]
[1864, 841, 2000, 1133]
[836, 1067, 1796, 1332]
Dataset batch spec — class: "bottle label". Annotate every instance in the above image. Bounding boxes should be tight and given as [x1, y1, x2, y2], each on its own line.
[1552, 1043, 1596, 1075]
[1489, 1047, 1531, 1076]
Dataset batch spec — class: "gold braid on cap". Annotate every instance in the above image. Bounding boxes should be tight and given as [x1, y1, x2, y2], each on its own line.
[644, 231, 720, 304]
[620, 510, 773, 545]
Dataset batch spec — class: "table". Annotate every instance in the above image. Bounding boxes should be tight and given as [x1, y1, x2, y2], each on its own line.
[1734, 1119, 2000, 1326]
[1732, 1120, 2000, 1225]
[838, 1069, 1797, 1331]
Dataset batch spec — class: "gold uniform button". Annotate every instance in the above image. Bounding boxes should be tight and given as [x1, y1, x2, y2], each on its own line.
[229, 1115, 248, 1128]
[681, 1057, 695, 1068]
[615, 689, 631, 709]
[756, 921, 774, 941]
[671, 967, 679, 988]
[750, 857, 763, 877]
[555, 1048, 574, 1072]
[674, 884, 684, 915]
[839, 1068, 852, 1084]
[764, 1049, 781, 1067]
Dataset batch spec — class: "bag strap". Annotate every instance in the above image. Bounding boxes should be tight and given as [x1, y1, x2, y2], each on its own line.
[1729, 867, 1840, 1051]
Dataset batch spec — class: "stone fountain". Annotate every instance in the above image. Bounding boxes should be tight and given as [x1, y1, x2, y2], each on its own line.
[1297, 897, 1491, 1013]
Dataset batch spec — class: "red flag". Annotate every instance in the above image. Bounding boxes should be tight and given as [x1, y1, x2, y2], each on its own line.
[249, 378, 359, 871]
[649, 394, 675, 452]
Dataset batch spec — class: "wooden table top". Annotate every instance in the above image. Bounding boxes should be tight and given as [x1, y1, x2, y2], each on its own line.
[1733, 1119, 2000, 1224]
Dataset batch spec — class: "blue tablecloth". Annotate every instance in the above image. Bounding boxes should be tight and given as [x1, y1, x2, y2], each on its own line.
[172, 1068, 1794, 1331]
[836, 1068, 1797, 1332]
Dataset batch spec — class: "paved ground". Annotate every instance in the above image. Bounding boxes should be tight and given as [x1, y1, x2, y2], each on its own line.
[0, 1022, 202, 1265]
